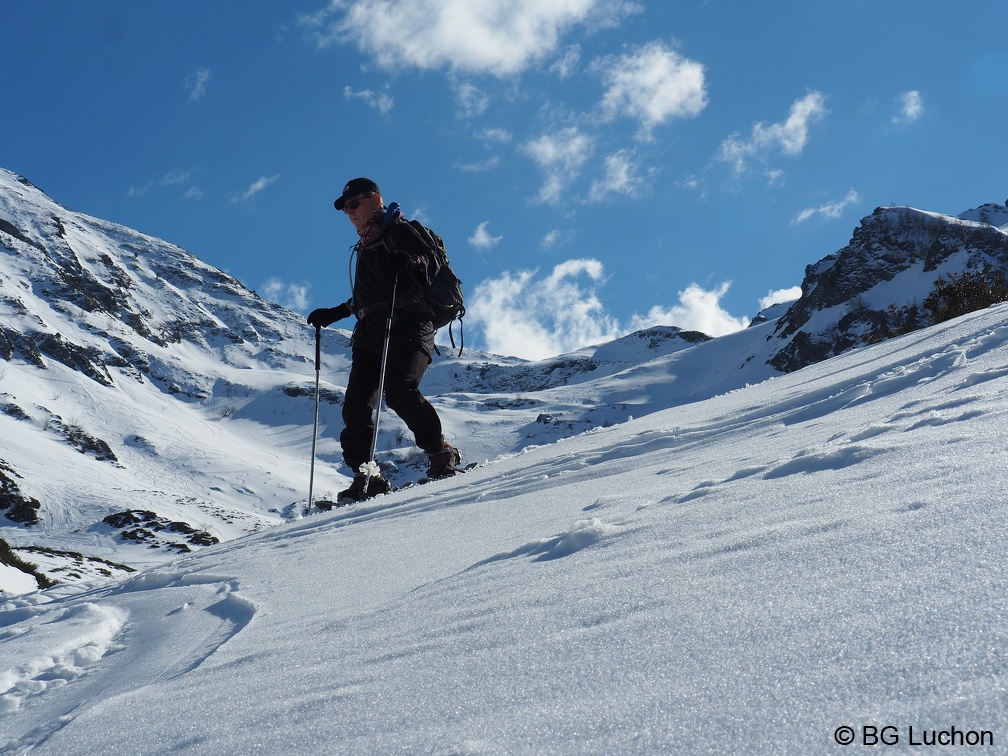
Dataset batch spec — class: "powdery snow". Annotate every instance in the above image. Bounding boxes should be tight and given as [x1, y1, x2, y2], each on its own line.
[2, 305, 1007, 753]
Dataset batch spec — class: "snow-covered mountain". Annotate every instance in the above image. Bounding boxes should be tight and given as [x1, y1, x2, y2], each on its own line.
[3, 167, 1008, 590]
[769, 203, 1008, 371]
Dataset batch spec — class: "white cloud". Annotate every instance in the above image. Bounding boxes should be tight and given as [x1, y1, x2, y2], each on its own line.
[469, 221, 503, 249]
[893, 90, 923, 124]
[468, 259, 622, 359]
[792, 189, 861, 224]
[304, 0, 640, 77]
[628, 281, 749, 337]
[232, 175, 280, 203]
[718, 92, 827, 174]
[476, 127, 512, 144]
[160, 169, 194, 187]
[521, 127, 594, 203]
[765, 169, 784, 187]
[677, 174, 705, 200]
[456, 157, 502, 173]
[551, 45, 581, 79]
[587, 150, 643, 202]
[468, 262, 751, 360]
[127, 182, 151, 198]
[187, 69, 212, 101]
[263, 278, 311, 312]
[344, 85, 394, 116]
[759, 286, 802, 310]
[457, 128, 509, 172]
[541, 229, 574, 249]
[593, 41, 707, 139]
[128, 169, 200, 200]
[454, 82, 490, 118]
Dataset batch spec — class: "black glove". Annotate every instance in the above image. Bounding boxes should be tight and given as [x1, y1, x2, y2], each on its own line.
[388, 249, 418, 273]
[307, 302, 353, 328]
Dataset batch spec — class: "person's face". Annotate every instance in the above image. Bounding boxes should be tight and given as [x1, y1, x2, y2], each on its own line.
[344, 193, 381, 232]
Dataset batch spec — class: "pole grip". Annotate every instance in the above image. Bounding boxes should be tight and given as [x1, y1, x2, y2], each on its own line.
[314, 324, 322, 370]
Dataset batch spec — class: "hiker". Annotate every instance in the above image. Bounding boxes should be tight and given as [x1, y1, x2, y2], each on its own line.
[307, 177, 461, 502]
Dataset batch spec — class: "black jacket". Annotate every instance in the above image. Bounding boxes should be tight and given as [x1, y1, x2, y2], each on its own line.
[350, 213, 441, 355]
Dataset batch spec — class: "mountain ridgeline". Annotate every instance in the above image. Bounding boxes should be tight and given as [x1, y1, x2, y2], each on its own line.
[770, 203, 1008, 372]
[0, 173, 305, 398]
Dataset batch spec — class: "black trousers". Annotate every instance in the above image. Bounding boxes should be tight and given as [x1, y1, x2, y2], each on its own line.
[340, 337, 443, 474]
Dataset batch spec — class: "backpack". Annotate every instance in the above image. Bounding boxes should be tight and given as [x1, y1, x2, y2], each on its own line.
[403, 219, 465, 353]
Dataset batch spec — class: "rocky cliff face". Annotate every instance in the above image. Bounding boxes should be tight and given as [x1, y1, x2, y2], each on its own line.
[1, 168, 325, 551]
[768, 205, 1008, 372]
[0, 172, 309, 399]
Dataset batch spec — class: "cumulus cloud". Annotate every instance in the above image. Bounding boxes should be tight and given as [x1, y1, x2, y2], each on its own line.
[893, 90, 923, 124]
[468, 259, 622, 359]
[344, 85, 394, 115]
[792, 189, 861, 224]
[587, 150, 644, 202]
[627, 281, 749, 336]
[521, 127, 594, 203]
[469, 221, 503, 249]
[593, 41, 707, 139]
[187, 69, 212, 101]
[302, 0, 640, 77]
[232, 175, 280, 203]
[263, 278, 311, 312]
[468, 261, 750, 360]
[718, 92, 827, 174]
[759, 286, 802, 310]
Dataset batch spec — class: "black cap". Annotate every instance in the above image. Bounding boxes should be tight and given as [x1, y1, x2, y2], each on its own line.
[334, 177, 380, 210]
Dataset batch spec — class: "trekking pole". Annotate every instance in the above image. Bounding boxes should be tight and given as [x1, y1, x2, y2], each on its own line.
[363, 276, 398, 493]
[306, 324, 322, 515]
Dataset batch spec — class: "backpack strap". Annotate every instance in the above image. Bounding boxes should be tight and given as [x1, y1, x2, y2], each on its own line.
[354, 300, 396, 320]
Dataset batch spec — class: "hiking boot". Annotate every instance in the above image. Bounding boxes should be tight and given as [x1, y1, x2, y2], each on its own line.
[337, 474, 391, 503]
[426, 441, 462, 480]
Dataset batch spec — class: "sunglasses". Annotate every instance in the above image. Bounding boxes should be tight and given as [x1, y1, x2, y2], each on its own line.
[343, 194, 373, 212]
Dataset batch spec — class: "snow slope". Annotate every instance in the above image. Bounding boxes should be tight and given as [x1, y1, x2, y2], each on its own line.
[2, 304, 1006, 754]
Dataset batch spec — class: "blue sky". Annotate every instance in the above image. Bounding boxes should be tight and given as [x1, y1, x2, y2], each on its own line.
[4, 2, 1006, 359]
